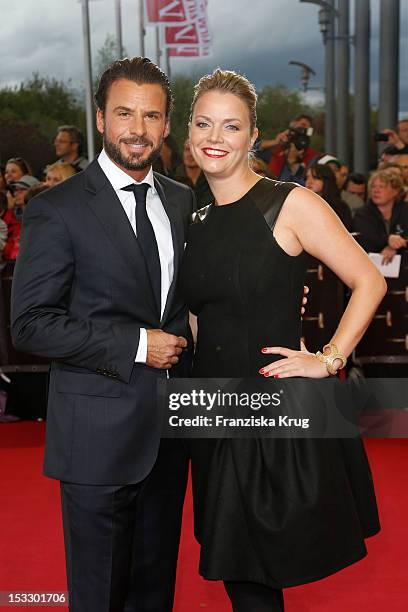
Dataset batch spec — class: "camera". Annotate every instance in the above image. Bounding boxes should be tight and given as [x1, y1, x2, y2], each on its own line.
[284, 127, 311, 151]
[374, 132, 389, 142]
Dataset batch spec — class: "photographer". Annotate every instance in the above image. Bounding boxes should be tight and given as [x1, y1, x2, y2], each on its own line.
[376, 118, 408, 155]
[257, 114, 317, 182]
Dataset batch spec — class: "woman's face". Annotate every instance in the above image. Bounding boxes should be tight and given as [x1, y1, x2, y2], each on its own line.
[13, 187, 27, 206]
[305, 169, 324, 194]
[370, 178, 399, 207]
[189, 91, 257, 179]
[5, 163, 24, 185]
[45, 169, 63, 187]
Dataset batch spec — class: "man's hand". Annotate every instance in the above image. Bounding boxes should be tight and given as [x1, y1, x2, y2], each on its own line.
[286, 143, 304, 166]
[388, 234, 407, 250]
[258, 130, 289, 151]
[146, 329, 187, 369]
[380, 246, 397, 264]
[382, 129, 405, 150]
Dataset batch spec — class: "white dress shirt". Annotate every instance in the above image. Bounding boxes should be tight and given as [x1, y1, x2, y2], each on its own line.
[98, 149, 174, 363]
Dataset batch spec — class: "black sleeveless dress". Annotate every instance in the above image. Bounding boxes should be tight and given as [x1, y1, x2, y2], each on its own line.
[178, 178, 380, 589]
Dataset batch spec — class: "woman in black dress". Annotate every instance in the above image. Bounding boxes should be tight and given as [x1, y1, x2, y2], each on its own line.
[178, 69, 386, 611]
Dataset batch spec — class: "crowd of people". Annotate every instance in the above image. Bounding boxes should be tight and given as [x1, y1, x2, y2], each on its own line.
[254, 115, 408, 261]
[1, 117, 407, 271]
[0, 125, 89, 268]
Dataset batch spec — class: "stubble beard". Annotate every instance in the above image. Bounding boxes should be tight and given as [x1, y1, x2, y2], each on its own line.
[104, 133, 164, 171]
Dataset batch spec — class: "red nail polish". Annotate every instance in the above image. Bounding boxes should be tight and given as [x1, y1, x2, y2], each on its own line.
[261, 348, 267, 353]
[274, 374, 280, 378]
[259, 368, 264, 374]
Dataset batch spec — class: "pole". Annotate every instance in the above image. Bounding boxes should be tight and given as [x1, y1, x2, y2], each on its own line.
[155, 26, 161, 68]
[353, 0, 370, 175]
[115, 0, 123, 58]
[336, 0, 349, 165]
[138, 0, 145, 56]
[80, 0, 95, 160]
[164, 47, 171, 80]
[324, 0, 336, 153]
[378, 0, 400, 131]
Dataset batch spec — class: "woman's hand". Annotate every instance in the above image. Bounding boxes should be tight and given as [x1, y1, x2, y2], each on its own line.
[259, 346, 329, 379]
[301, 285, 309, 316]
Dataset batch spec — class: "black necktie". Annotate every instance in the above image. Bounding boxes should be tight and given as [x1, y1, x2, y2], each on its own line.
[121, 183, 161, 313]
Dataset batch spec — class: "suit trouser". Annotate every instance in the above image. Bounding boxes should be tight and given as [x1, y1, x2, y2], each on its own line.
[60, 439, 189, 612]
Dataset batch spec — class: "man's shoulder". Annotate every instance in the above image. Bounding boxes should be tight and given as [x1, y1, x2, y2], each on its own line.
[26, 168, 94, 218]
[40, 171, 86, 204]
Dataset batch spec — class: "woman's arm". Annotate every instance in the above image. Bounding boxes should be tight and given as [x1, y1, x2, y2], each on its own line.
[261, 187, 387, 378]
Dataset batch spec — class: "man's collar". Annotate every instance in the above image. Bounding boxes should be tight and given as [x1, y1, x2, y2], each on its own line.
[98, 148, 156, 193]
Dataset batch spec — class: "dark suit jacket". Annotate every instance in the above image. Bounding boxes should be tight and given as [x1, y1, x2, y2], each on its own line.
[352, 199, 408, 253]
[11, 159, 195, 485]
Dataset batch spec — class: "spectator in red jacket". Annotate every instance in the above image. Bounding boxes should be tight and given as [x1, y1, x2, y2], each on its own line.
[4, 175, 41, 261]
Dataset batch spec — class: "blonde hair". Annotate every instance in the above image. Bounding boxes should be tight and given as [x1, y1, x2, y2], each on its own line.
[46, 162, 77, 182]
[190, 68, 257, 133]
[368, 170, 405, 201]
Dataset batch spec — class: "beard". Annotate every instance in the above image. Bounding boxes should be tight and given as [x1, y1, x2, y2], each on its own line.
[104, 134, 164, 171]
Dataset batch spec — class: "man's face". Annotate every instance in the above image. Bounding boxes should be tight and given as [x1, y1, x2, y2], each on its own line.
[397, 121, 408, 145]
[346, 180, 366, 201]
[183, 140, 198, 169]
[54, 131, 76, 158]
[396, 154, 408, 185]
[290, 118, 312, 131]
[96, 79, 169, 177]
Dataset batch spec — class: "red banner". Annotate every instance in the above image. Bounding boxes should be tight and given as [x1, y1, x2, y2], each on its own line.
[164, 14, 211, 46]
[168, 45, 211, 57]
[144, 0, 192, 25]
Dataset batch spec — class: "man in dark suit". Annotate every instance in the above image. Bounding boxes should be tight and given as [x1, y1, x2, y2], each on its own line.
[11, 57, 195, 611]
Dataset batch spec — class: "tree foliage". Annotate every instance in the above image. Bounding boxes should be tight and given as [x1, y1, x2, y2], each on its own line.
[94, 34, 128, 82]
[0, 64, 328, 176]
[169, 75, 197, 149]
[0, 73, 86, 173]
[257, 85, 323, 152]
[0, 73, 86, 141]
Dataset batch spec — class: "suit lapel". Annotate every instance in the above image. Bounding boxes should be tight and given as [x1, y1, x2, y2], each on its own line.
[154, 175, 184, 324]
[83, 160, 158, 316]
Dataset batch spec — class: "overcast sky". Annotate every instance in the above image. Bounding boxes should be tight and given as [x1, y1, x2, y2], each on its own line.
[1, 0, 407, 113]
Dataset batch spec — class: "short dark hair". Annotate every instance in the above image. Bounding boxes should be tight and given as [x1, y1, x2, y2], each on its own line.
[57, 125, 84, 156]
[347, 172, 367, 185]
[292, 113, 313, 126]
[94, 57, 173, 118]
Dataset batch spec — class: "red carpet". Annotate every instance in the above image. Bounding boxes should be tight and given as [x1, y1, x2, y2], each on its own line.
[0, 422, 407, 611]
